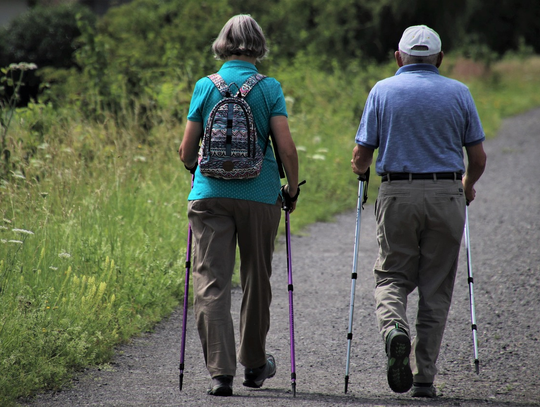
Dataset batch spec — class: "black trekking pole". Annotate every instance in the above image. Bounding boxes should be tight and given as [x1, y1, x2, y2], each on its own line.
[179, 170, 195, 391]
[464, 205, 480, 374]
[344, 168, 370, 394]
[281, 180, 306, 397]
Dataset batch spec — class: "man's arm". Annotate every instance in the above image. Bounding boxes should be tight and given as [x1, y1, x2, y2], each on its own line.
[463, 142, 487, 203]
[351, 144, 374, 175]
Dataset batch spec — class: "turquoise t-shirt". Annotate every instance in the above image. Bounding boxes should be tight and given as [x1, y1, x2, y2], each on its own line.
[186, 60, 287, 204]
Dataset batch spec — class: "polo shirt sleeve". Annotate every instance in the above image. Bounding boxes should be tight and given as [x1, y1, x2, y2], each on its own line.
[270, 80, 288, 118]
[187, 78, 208, 122]
[355, 87, 379, 149]
[462, 90, 486, 147]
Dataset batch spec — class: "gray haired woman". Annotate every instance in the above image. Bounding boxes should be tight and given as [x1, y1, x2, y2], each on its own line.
[179, 14, 300, 396]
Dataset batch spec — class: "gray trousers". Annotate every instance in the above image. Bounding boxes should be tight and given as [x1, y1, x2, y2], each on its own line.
[373, 179, 466, 383]
[187, 198, 281, 378]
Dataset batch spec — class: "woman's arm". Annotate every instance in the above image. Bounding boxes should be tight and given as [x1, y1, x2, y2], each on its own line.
[270, 115, 299, 211]
[178, 120, 203, 170]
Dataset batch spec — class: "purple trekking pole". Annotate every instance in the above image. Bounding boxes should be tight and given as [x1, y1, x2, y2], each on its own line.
[179, 172, 195, 391]
[281, 180, 306, 397]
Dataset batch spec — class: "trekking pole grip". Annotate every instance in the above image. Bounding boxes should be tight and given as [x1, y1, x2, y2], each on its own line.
[357, 168, 370, 206]
[357, 167, 370, 182]
[281, 180, 306, 212]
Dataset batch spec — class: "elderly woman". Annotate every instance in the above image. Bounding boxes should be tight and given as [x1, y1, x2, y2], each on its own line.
[178, 14, 300, 396]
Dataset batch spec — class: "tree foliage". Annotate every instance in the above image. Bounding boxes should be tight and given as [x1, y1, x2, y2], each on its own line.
[0, 3, 95, 69]
[1, 0, 539, 113]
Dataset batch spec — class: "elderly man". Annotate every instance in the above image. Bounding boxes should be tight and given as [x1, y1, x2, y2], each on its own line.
[351, 25, 487, 397]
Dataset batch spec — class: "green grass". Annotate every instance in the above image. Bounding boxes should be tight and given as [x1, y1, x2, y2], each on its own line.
[1, 55, 540, 405]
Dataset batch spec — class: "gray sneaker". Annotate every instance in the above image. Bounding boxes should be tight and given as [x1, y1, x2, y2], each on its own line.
[411, 383, 437, 398]
[243, 354, 276, 388]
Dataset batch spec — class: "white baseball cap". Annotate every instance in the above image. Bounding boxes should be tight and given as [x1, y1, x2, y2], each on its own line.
[398, 25, 441, 56]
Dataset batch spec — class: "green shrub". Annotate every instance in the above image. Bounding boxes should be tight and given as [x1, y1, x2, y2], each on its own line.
[0, 4, 95, 70]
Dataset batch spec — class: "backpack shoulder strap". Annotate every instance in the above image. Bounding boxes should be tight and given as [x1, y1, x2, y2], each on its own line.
[239, 73, 267, 98]
[240, 73, 285, 178]
[207, 73, 230, 96]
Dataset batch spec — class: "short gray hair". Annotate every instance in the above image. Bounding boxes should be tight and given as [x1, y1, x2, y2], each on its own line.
[399, 51, 439, 66]
[212, 15, 269, 61]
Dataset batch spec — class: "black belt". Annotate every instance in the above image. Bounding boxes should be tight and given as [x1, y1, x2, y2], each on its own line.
[381, 172, 462, 182]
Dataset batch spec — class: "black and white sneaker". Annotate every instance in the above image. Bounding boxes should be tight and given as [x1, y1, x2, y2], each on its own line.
[243, 354, 276, 388]
[386, 328, 413, 393]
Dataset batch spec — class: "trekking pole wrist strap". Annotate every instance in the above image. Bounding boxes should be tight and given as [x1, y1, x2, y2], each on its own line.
[292, 180, 307, 201]
[184, 164, 198, 174]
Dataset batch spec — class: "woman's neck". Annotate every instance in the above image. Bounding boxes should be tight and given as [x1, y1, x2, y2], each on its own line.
[227, 55, 257, 65]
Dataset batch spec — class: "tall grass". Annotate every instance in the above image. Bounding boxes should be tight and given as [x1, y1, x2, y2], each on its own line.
[0, 112, 189, 404]
[1, 55, 540, 405]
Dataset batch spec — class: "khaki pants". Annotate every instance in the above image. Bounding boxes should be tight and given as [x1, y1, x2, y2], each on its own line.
[188, 198, 281, 378]
[373, 179, 466, 383]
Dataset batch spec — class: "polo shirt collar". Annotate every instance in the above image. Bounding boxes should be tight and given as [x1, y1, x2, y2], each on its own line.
[221, 60, 258, 71]
[395, 64, 439, 76]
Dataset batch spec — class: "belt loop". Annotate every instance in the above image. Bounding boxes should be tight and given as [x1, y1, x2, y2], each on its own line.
[453, 172, 457, 182]
[433, 173, 437, 182]
[408, 173, 412, 183]
[387, 173, 391, 183]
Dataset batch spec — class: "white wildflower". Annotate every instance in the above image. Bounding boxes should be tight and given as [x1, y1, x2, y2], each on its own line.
[58, 252, 71, 259]
[12, 228, 34, 235]
[8, 240, 23, 244]
[11, 171, 26, 179]
[316, 148, 329, 153]
[285, 96, 295, 104]
[296, 146, 307, 152]
[311, 154, 326, 160]
[9, 62, 38, 71]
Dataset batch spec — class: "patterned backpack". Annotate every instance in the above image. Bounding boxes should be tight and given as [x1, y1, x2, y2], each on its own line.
[198, 73, 267, 179]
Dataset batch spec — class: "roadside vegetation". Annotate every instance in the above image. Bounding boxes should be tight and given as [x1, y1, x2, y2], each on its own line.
[1, 1, 540, 405]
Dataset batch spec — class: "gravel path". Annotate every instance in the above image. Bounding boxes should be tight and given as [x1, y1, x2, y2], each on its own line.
[23, 108, 540, 406]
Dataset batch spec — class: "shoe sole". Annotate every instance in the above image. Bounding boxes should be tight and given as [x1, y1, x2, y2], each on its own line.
[387, 333, 413, 393]
[242, 369, 275, 389]
[243, 357, 276, 389]
[411, 386, 436, 398]
[207, 386, 233, 396]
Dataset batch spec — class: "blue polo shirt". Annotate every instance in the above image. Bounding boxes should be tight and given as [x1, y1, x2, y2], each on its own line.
[355, 64, 485, 175]
[187, 60, 288, 204]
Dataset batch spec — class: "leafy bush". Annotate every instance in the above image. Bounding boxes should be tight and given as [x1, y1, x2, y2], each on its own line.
[0, 3, 95, 106]
[0, 3, 95, 70]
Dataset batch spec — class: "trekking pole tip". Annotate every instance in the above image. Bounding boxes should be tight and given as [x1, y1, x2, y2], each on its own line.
[344, 375, 349, 393]
[292, 382, 296, 397]
[474, 359, 480, 375]
[179, 373, 183, 391]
